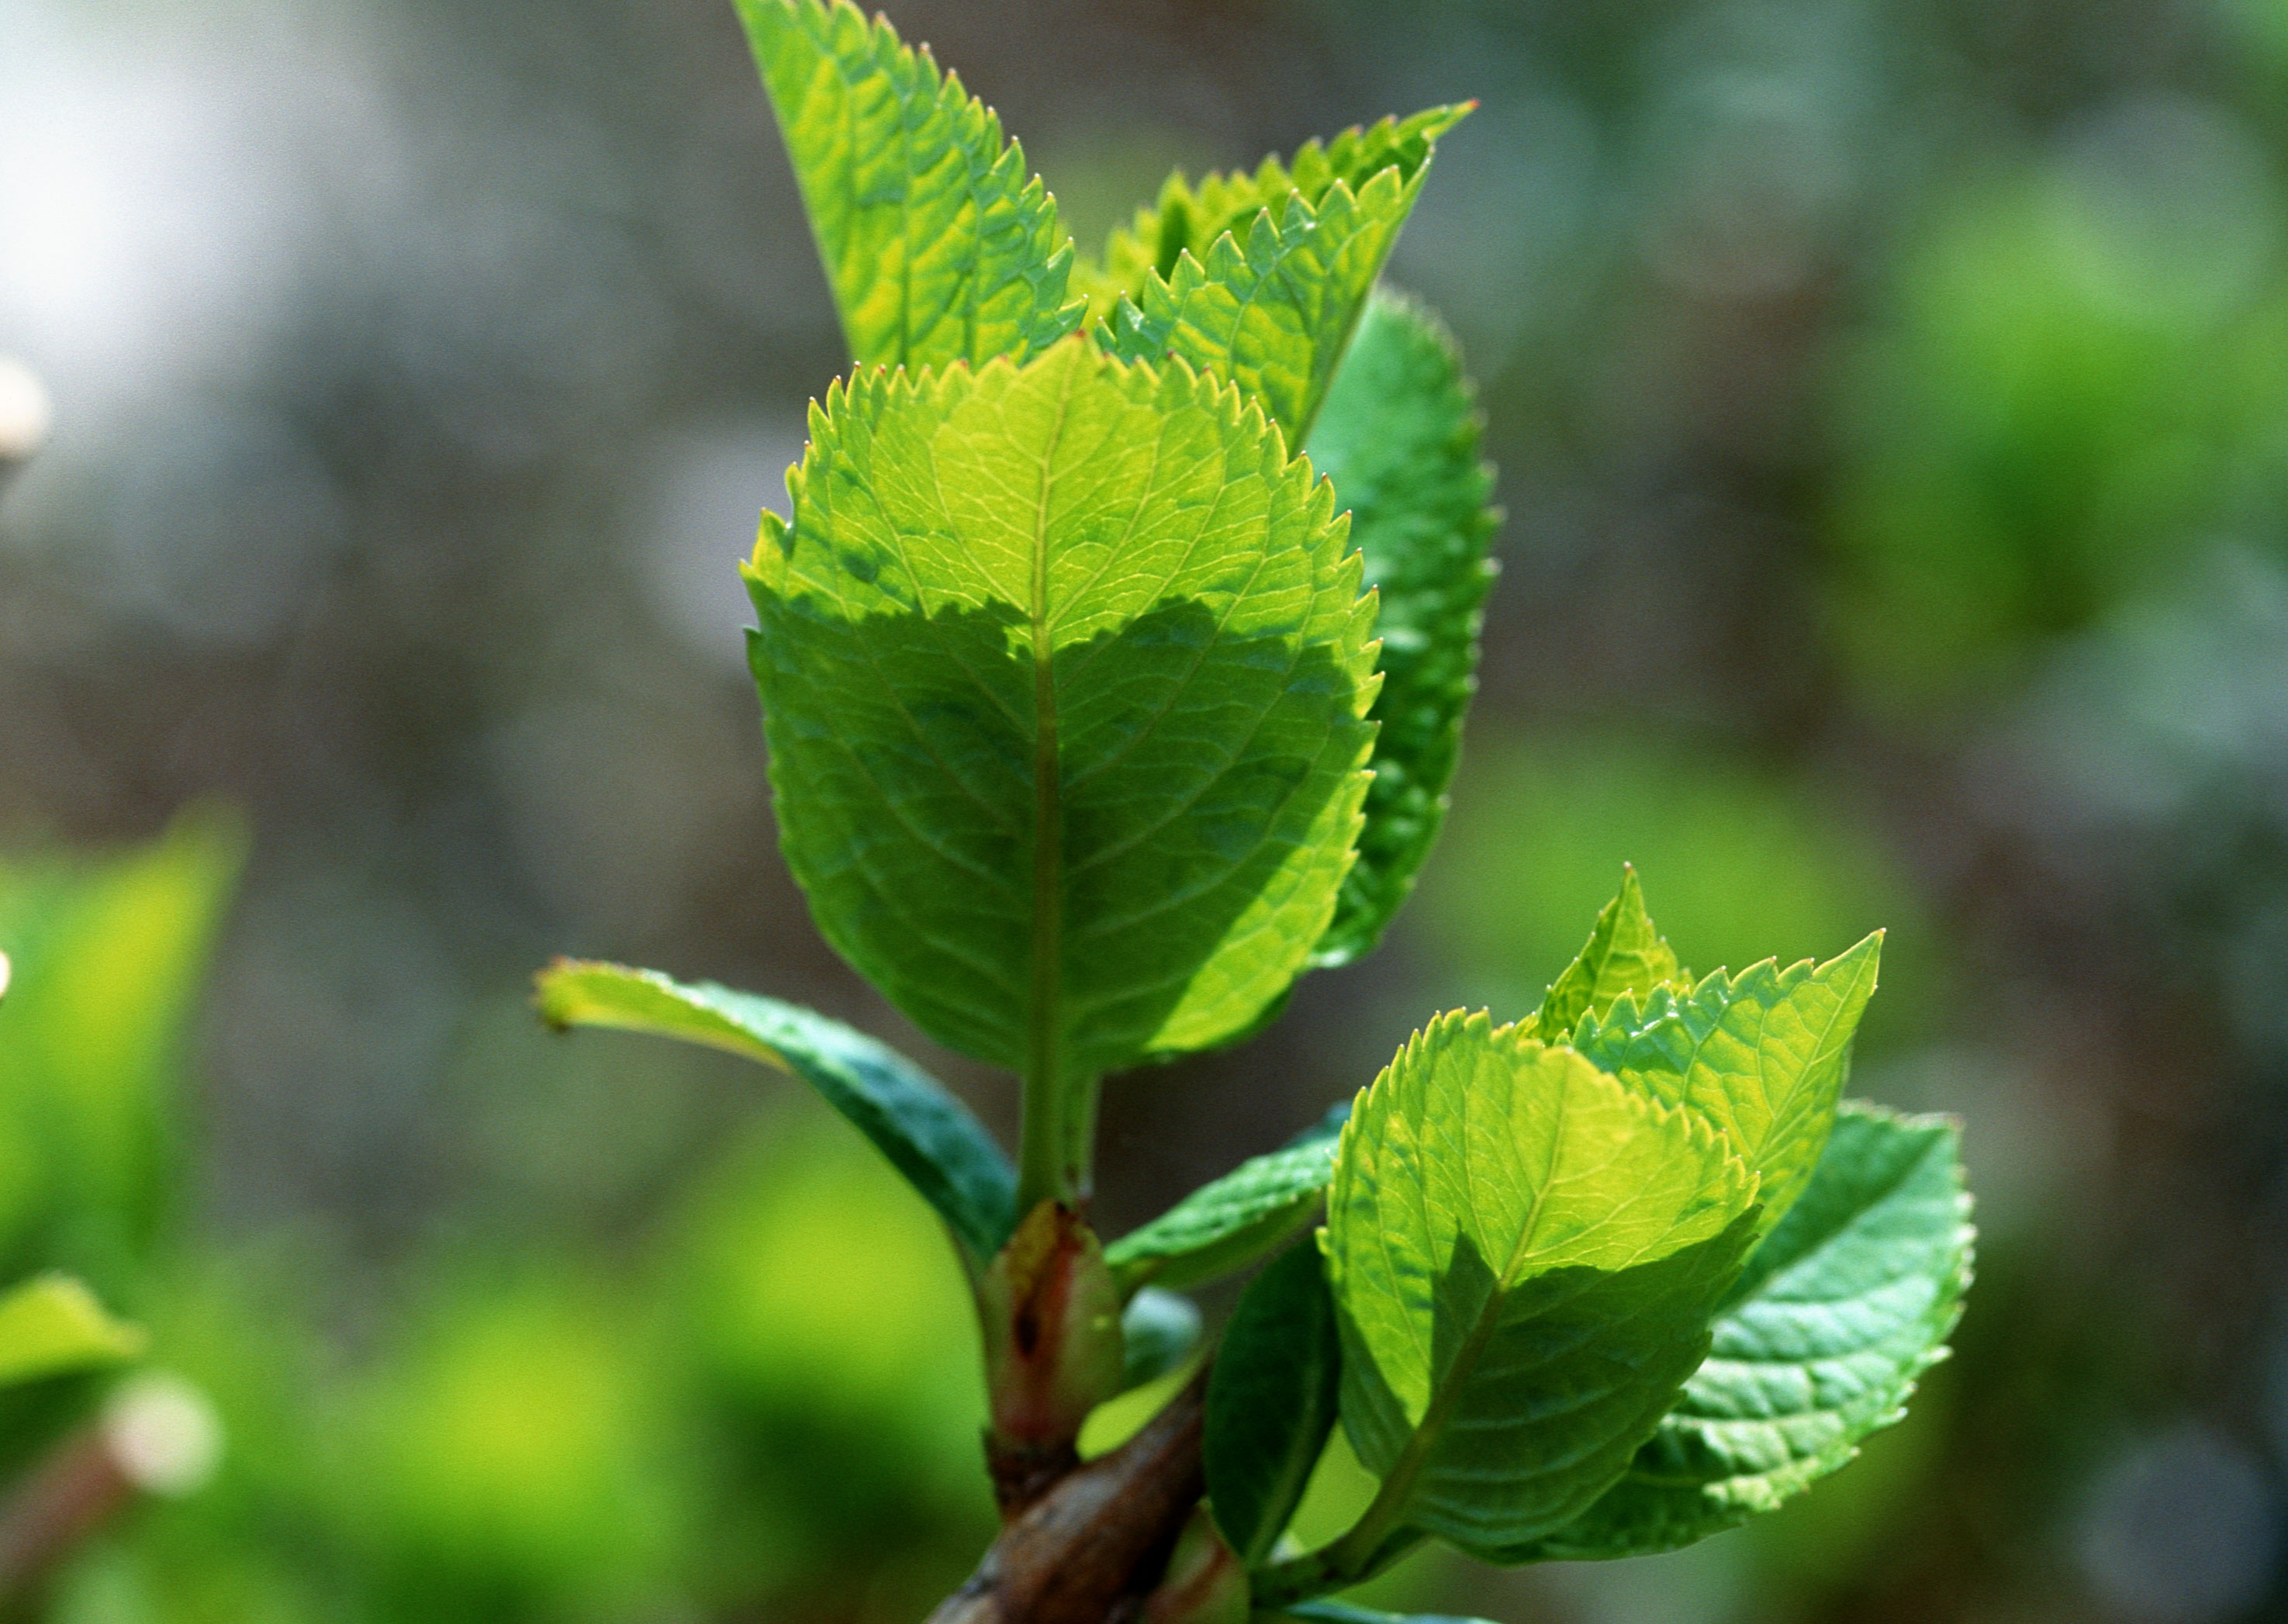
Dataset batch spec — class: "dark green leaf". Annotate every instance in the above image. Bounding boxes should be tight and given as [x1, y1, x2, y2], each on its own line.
[745, 339, 1377, 1086]
[1305, 292, 1498, 966]
[534, 960, 1015, 1263]
[1503, 1103, 1975, 1560]
[1279, 1605, 1498, 1624]
[1121, 1287, 1203, 1391]
[1104, 1124, 1340, 1296]
[1205, 1238, 1342, 1565]
[737, 0, 1081, 368]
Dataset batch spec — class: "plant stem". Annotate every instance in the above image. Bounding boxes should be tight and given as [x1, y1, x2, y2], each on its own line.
[928, 1368, 1210, 1624]
[1249, 1403, 1438, 1605]
[1018, 1065, 1098, 1215]
[1250, 1526, 1426, 1610]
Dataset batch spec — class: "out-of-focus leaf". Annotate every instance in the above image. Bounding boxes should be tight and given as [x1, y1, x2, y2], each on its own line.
[1326, 1014, 1760, 1559]
[745, 338, 1375, 1086]
[1572, 935, 1883, 1236]
[535, 960, 1014, 1263]
[1104, 1111, 1343, 1295]
[1204, 1238, 1340, 1565]
[1278, 1605, 1498, 1624]
[1305, 291, 1498, 966]
[0, 808, 244, 1270]
[0, 1272, 143, 1385]
[1120, 1287, 1202, 1391]
[736, 0, 1080, 368]
[1505, 1104, 1975, 1560]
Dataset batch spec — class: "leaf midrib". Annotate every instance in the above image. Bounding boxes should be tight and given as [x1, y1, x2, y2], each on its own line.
[1025, 354, 1079, 1107]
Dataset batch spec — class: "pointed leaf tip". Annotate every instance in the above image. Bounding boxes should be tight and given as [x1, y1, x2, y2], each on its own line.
[532, 960, 1015, 1263]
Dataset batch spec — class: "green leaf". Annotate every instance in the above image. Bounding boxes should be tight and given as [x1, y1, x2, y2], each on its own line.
[1121, 1287, 1203, 1391]
[1098, 184, 1401, 448]
[0, 808, 244, 1270]
[534, 959, 1015, 1263]
[1205, 1237, 1343, 1566]
[1085, 105, 1472, 318]
[0, 1273, 143, 1386]
[745, 337, 1377, 1089]
[1279, 1606, 1498, 1624]
[1533, 866, 1682, 1034]
[1573, 934, 1884, 1236]
[737, 0, 1081, 369]
[1325, 1014, 1761, 1559]
[1104, 1111, 1343, 1295]
[1505, 1103, 1975, 1561]
[1305, 292, 1498, 966]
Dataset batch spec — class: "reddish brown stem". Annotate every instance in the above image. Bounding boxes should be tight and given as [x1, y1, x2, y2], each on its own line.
[927, 1370, 1210, 1624]
[0, 1425, 136, 1596]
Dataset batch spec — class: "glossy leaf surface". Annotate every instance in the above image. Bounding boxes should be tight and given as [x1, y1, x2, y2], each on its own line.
[738, 0, 1080, 368]
[1511, 1104, 1975, 1560]
[1104, 1109, 1343, 1294]
[1305, 292, 1498, 966]
[1204, 1238, 1342, 1564]
[534, 959, 1015, 1263]
[745, 338, 1377, 1085]
[1328, 1014, 1761, 1557]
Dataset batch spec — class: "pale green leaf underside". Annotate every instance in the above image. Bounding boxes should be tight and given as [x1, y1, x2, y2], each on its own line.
[0, 1273, 143, 1386]
[1305, 291, 1498, 967]
[745, 338, 1377, 1082]
[1507, 1103, 1975, 1561]
[1329, 1014, 1761, 1555]
[1084, 104, 1472, 319]
[1104, 1107, 1343, 1294]
[1535, 866, 1682, 1035]
[1103, 162, 1430, 447]
[534, 959, 1015, 1262]
[1574, 934, 1882, 1236]
[1205, 1237, 1343, 1565]
[738, 0, 1080, 369]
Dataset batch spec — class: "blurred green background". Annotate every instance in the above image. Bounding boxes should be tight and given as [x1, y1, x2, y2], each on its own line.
[3, 0, 2286, 1619]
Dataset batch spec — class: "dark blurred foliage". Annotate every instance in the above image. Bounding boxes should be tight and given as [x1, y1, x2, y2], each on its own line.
[4, 0, 2288, 1619]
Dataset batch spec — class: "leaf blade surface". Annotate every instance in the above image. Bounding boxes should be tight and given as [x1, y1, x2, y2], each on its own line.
[1574, 935, 1883, 1234]
[0, 1273, 143, 1387]
[738, 0, 1080, 368]
[534, 959, 1015, 1261]
[745, 339, 1377, 1083]
[1205, 1236, 1343, 1565]
[1104, 1108, 1343, 1294]
[1534, 867, 1683, 1035]
[1508, 1103, 1975, 1560]
[1327, 1014, 1761, 1556]
[1086, 105, 1471, 317]
[1305, 292, 1498, 966]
